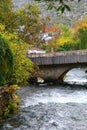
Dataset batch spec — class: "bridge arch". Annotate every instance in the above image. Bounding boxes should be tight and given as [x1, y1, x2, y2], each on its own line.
[38, 64, 74, 83]
[39, 64, 87, 83]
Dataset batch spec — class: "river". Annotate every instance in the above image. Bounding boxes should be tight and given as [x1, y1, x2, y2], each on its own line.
[0, 68, 87, 130]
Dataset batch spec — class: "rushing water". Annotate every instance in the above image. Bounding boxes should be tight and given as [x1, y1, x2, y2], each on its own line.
[0, 68, 87, 130]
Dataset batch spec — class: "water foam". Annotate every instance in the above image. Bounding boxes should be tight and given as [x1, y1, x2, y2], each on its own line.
[21, 89, 87, 108]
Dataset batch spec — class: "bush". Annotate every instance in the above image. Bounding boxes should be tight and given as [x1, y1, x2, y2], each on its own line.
[5, 33, 34, 85]
[0, 24, 34, 85]
[0, 35, 13, 86]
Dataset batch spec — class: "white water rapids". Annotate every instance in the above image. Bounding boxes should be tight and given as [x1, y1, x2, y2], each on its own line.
[1, 67, 87, 130]
[21, 68, 87, 108]
[64, 68, 87, 85]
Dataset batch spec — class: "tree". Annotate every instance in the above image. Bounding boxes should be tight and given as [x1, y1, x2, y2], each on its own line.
[74, 17, 87, 49]
[0, 1, 46, 46]
[35, 0, 82, 12]
[0, 24, 34, 85]
[56, 25, 80, 51]
[2, 33, 34, 85]
[0, 0, 19, 32]
[0, 33, 13, 86]
[43, 24, 80, 52]
[17, 4, 46, 47]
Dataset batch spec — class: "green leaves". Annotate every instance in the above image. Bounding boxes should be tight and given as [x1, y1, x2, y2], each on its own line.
[64, 4, 71, 11]
[18, 4, 45, 46]
[78, 0, 81, 2]
[56, 4, 71, 13]
[0, 34, 13, 86]
[47, 3, 53, 10]
[35, 0, 81, 12]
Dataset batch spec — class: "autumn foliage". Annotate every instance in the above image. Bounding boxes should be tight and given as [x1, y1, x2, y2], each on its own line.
[73, 17, 87, 49]
[0, 25, 34, 85]
[42, 17, 87, 52]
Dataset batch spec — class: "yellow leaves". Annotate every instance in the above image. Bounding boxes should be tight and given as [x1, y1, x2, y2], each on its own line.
[3, 84, 20, 117]
[4, 107, 10, 117]
[75, 22, 87, 31]
[6, 34, 18, 41]
[5, 84, 20, 93]
[3, 33, 18, 41]
[81, 22, 87, 28]
[0, 24, 34, 85]
[57, 37, 70, 46]
[13, 94, 20, 104]
[9, 39, 33, 85]
[28, 4, 40, 15]
[56, 34, 75, 47]
[0, 24, 5, 31]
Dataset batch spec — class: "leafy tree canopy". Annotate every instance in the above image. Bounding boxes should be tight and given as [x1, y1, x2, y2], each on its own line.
[17, 4, 46, 46]
[0, 30, 13, 86]
[0, 0, 19, 32]
[73, 17, 87, 49]
[0, 24, 34, 85]
[0, 1, 46, 46]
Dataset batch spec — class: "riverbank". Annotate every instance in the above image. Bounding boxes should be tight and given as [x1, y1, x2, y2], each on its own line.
[0, 85, 19, 124]
[0, 86, 9, 123]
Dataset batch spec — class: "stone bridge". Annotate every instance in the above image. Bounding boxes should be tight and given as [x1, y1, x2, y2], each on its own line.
[29, 50, 87, 82]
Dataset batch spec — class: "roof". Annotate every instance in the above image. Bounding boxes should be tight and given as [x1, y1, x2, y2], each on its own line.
[28, 47, 46, 54]
[44, 27, 58, 33]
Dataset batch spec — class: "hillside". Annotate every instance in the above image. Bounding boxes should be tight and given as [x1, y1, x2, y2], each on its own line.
[13, 0, 87, 26]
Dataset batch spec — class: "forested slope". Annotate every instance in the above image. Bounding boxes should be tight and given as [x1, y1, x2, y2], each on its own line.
[13, 0, 87, 26]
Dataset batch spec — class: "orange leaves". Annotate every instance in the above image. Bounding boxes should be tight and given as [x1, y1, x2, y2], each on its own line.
[74, 17, 87, 31]
[73, 17, 87, 49]
[44, 27, 59, 33]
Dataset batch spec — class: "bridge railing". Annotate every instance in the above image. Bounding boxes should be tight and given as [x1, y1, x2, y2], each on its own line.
[28, 50, 87, 58]
[28, 49, 87, 65]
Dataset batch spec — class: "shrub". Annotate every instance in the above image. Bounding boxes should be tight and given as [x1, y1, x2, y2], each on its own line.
[0, 24, 34, 85]
[0, 34, 13, 86]
[5, 33, 34, 85]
